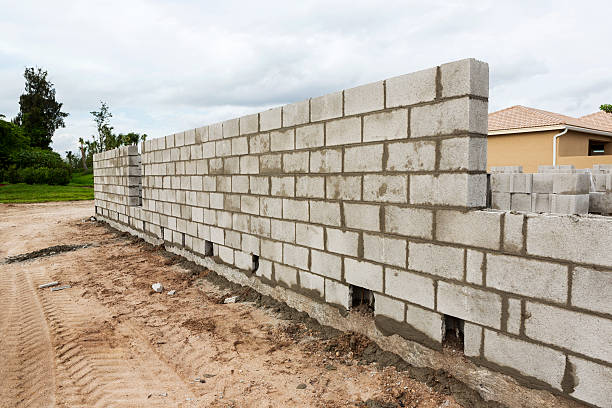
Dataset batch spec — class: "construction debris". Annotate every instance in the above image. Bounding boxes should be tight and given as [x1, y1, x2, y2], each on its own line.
[51, 285, 71, 292]
[167, 290, 176, 296]
[39, 281, 59, 289]
[223, 295, 238, 304]
[152, 283, 163, 293]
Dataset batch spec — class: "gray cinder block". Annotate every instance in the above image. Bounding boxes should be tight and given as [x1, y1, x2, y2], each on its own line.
[531, 193, 551, 213]
[532, 173, 554, 193]
[552, 173, 590, 194]
[511, 193, 531, 212]
[550, 194, 589, 215]
[491, 192, 511, 210]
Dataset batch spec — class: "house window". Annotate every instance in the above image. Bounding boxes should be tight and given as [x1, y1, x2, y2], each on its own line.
[589, 140, 606, 156]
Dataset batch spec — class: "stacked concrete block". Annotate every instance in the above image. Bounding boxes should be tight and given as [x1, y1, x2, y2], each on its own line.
[94, 59, 612, 408]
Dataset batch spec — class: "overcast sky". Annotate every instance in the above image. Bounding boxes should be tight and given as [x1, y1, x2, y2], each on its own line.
[1, 0, 611, 155]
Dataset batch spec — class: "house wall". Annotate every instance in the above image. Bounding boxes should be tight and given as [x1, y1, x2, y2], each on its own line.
[93, 59, 612, 408]
[488, 130, 612, 172]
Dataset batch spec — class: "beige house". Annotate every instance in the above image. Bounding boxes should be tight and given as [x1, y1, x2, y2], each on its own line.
[487, 106, 612, 172]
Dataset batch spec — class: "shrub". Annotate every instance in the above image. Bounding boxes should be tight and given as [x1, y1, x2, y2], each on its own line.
[48, 168, 70, 185]
[0, 168, 5, 183]
[21, 167, 36, 184]
[7, 168, 21, 184]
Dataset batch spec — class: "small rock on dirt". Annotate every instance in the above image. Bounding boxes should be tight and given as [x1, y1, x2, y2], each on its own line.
[152, 283, 163, 293]
[324, 364, 337, 371]
[167, 290, 176, 296]
[223, 295, 238, 304]
[296, 383, 307, 389]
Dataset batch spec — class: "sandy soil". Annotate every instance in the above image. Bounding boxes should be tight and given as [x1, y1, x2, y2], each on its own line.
[0, 201, 494, 407]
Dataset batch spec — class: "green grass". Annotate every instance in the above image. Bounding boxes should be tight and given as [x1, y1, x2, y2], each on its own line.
[69, 171, 94, 186]
[0, 183, 94, 203]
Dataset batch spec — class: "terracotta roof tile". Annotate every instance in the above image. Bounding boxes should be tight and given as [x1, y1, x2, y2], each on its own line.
[488, 106, 612, 133]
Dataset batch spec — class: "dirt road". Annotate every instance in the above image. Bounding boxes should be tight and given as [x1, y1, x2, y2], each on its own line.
[0, 201, 495, 407]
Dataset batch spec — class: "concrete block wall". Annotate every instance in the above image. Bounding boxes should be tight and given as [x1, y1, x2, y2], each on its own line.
[93, 59, 612, 408]
[491, 165, 612, 215]
[93, 145, 141, 223]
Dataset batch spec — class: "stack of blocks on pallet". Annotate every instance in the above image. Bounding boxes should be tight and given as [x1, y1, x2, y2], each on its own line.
[490, 165, 612, 215]
[93, 59, 612, 408]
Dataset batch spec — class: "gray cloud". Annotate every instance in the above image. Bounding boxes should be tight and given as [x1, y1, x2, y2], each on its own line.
[0, 0, 610, 154]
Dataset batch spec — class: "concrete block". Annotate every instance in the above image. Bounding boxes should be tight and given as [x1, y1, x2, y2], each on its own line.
[231, 136, 248, 156]
[510, 173, 533, 193]
[511, 193, 532, 212]
[270, 128, 295, 151]
[344, 144, 383, 172]
[215, 139, 231, 157]
[550, 194, 589, 215]
[384, 206, 433, 239]
[483, 330, 566, 390]
[326, 176, 361, 200]
[532, 173, 554, 193]
[223, 118, 239, 138]
[410, 97, 488, 138]
[553, 173, 590, 194]
[260, 107, 282, 131]
[283, 99, 309, 127]
[363, 109, 408, 142]
[283, 151, 309, 173]
[239, 113, 259, 135]
[386, 67, 436, 107]
[569, 356, 612, 408]
[241, 195, 259, 215]
[256, 259, 273, 280]
[363, 234, 406, 267]
[310, 201, 341, 226]
[385, 140, 436, 171]
[405, 304, 444, 343]
[344, 81, 384, 116]
[589, 192, 612, 214]
[311, 91, 343, 122]
[408, 242, 464, 280]
[524, 302, 612, 362]
[344, 203, 380, 231]
[310, 148, 342, 173]
[296, 223, 324, 250]
[491, 193, 511, 211]
[250, 176, 269, 195]
[296, 176, 325, 198]
[271, 219, 295, 242]
[235, 250, 253, 270]
[440, 58, 489, 98]
[385, 268, 435, 309]
[260, 197, 282, 218]
[466, 250, 484, 285]
[463, 322, 482, 357]
[344, 258, 383, 292]
[261, 239, 282, 263]
[325, 279, 350, 310]
[296, 123, 324, 149]
[275, 264, 297, 287]
[571, 266, 612, 315]
[503, 212, 525, 253]
[486, 254, 568, 302]
[241, 234, 260, 255]
[325, 225, 361, 257]
[218, 245, 234, 264]
[363, 175, 407, 203]
[272, 177, 295, 198]
[592, 174, 607, 192]
[283, 243, 309, 270]
[490, 173, 511, 193]
[260, 153, 282, 174]
[538, 164, 575, 173]
[374, 293, 405, 321]
[175, 131, 185, 146]
[325, 117, 361, 146]
[231, 175, 249, 193]
[282, 199, 309, 221]
[299, 270, 324, 298]
[202, 141, 216, 158]
[507, 297, 521, 335]
[526, 214, 612, 267]
[437, 282, 502, 329]
[311, 250, 342, 280]
[410, 173, 487, 208]
[531, 193, 551, 213]
[436, 209, 501, 250]
[439, 137, 487, 171]
[249, 133, 270, 153]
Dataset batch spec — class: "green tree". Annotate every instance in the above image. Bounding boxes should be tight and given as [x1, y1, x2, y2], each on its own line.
[601, 104, 612, 114]
[90, 101, 113, 153]
[0, 118, 30, 169]
[14, 67, 69, 149]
